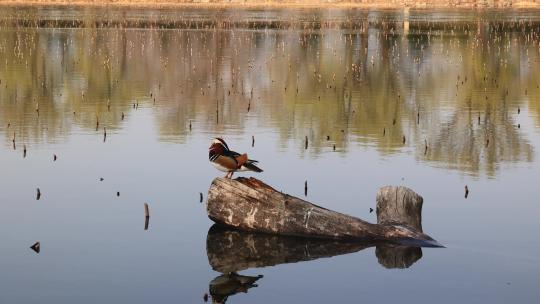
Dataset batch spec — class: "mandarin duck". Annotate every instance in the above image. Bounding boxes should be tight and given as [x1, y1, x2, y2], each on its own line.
[209, 138, 263, 178]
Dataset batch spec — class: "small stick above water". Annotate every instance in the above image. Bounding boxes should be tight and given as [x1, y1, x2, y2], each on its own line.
[30, 242, 40, 254]
[144, 203, 150, 218]
[144, 203, 150, 230]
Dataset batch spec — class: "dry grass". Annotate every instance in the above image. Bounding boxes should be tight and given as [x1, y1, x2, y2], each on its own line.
[1, 0, 538, 9]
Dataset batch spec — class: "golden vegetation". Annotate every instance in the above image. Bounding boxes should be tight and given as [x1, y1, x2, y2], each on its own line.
[0, 8, 538, 176]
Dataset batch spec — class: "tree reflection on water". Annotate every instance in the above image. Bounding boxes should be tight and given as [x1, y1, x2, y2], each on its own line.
[0, 8, 538, 176]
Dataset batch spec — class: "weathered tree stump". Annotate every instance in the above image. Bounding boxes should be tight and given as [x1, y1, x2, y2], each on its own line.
[376, 186, 423, 232]
[206, 177, 441, 247]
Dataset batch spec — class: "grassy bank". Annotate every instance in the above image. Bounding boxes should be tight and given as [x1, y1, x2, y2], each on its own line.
[1, 1, 540, 9]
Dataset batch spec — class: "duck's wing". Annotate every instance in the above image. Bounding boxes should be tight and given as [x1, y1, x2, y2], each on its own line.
[224, 150, 241, 158]
[224, 150, 261, 170]
[222, 150, 249, 167]
[224, 150, 259, 163]
[213, 154, 239, 171]
[235, 153, 248, 167]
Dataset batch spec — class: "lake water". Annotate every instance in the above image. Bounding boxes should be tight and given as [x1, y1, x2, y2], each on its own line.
[0, 6, 539, 303]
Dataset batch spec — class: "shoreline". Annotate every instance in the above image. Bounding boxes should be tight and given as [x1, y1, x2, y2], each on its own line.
[1, 1, 540, 9]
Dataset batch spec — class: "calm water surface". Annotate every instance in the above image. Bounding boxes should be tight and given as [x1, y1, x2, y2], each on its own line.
[0, 6, 539, 303]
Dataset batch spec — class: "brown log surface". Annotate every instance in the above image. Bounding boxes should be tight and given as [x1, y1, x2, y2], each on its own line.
[206, 177, 441, 247]
[376, 185, 423, 232]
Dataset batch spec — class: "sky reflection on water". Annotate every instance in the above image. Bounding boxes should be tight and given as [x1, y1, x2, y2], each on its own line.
[0, 7, 539, 304]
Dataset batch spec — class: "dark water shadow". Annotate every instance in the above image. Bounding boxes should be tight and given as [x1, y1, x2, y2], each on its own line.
[205, 224, 424, 302]
[208, 273, 263, 304]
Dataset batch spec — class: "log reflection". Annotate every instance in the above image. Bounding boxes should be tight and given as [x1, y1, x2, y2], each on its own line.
[375, 244, 422, 269]
[206, 224, 423, 274]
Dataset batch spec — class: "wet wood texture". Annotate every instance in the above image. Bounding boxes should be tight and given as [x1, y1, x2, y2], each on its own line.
[206, 177, 441, 246]
[376, 185, 423, 232]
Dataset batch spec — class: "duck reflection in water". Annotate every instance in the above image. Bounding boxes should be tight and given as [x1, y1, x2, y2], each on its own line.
[205, 224, 426, 302]
[208, 272, 263, 304]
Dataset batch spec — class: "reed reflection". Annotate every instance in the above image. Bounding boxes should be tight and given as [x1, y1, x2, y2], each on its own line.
[0, 10, 538, 176]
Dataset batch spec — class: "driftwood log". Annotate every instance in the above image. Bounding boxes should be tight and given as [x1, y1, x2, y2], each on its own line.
[206, 177, 441, 247]
[206, 225, 422, 273]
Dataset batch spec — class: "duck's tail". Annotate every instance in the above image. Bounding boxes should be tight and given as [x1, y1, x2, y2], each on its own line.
[242, 161, 263, 173]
